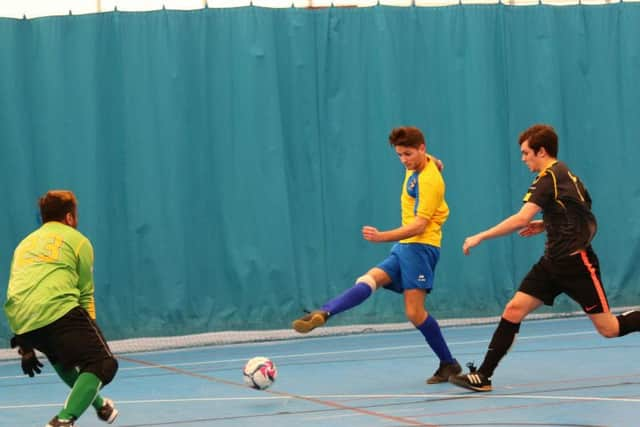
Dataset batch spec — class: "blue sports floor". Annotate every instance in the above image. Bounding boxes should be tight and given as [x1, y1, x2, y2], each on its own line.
[1, 317, 639, 427]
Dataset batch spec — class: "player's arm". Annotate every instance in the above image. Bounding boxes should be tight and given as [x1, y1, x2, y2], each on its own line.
[463, 202, 541, 255]
[364, 170, 442, 242]
[363, 216, 429, 242]
[76, 239, 96, 319]
[519, 219, 545, 237]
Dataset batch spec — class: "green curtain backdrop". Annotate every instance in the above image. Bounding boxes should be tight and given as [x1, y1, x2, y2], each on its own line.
[1, 4, 639, 345]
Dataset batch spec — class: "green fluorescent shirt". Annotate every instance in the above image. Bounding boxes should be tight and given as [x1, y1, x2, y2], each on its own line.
[4, 221, 95, 335]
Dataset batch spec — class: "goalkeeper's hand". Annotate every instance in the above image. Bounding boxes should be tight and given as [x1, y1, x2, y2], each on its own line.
[19, 348, 43, 377]
[11, 336, 43, 377]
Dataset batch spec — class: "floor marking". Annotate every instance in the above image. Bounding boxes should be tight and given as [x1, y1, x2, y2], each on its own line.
[0, 330, 612, 380]
[3, 391, 640, 411]
[116, 355, 439, 426]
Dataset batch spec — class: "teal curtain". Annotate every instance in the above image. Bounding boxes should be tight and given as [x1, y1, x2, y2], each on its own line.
[1, 4, 639, 344]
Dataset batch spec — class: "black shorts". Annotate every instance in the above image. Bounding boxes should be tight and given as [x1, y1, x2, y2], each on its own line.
[519, 247, 610, 314]
[18, 306, 115, 376]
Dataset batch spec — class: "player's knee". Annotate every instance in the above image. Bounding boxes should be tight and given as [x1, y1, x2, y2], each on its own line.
[405, 307, 426, 326]
[86, 357, 118, 386]
[594, 322, 618, 338]
[101, 357, 119, 385]
[503, 300, 527, 322]
[589, 313, 620, 338]
[355, 275, 377, 292]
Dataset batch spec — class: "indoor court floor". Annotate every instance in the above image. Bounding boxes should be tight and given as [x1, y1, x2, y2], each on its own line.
[2, 316, 639, 426]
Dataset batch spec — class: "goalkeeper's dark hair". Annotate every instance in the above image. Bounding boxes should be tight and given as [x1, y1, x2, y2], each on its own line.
[389, 126, 426, 149]
[39, 190, 77, 223]
[519, 124, 558, 158]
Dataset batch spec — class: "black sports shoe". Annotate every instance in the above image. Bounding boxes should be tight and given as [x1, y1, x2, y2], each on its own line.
[292, 310, 329, 333]
[426, 360, 462, 384]
[45, 416, 76, 427]
[96, 398, 119, 424]
[449, 363, 492, 392]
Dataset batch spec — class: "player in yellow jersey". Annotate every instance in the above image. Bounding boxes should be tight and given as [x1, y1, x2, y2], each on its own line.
[292, 126, 461, 384]
[5, 190, 119, 427]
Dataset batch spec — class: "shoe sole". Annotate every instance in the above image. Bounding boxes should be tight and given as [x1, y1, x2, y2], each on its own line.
[448, 376, 492, 392]
[46, 421, 74, 427]
[292, 314, 326, 333]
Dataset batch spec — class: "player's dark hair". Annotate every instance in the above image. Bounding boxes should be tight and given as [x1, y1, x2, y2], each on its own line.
[39, 190, 77, 223]
[518, 124, 558, 158]
[389, 126, 425, 149]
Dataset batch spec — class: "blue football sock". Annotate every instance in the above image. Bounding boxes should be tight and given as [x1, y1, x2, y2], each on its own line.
[321, 282, 373, 316]
[417, 315, 455, 364]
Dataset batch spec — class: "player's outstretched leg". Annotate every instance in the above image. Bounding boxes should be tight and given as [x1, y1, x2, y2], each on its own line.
[292, 275, 376, 334]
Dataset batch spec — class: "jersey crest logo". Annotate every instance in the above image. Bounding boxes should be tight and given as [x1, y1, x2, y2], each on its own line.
[406, 174, 418, 198]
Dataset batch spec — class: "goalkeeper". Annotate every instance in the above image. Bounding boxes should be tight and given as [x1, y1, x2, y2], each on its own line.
[4, 190, 119, 427]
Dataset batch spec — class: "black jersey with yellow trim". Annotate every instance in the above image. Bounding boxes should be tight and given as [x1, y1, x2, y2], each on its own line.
[523, 161, 597, 259]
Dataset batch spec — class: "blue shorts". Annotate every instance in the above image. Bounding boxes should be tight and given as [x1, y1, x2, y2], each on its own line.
[376, 243, 440, 294]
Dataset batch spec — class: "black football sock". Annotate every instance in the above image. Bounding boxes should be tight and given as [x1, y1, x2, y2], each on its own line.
[617, 310, 640, 336]
[478, 317, 521, 378]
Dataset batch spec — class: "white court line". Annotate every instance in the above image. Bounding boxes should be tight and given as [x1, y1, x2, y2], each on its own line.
[2, 392, 640, 411]
[0, 330, 599, 380]
[117, 330, 596, 369]
[98, 315, 599, 358]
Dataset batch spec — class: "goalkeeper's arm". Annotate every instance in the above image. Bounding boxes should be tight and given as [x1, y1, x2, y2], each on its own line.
[76, 238, 97, 319]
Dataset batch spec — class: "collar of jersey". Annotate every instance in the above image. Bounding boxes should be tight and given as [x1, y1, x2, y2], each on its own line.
[538, 160, 558, 177]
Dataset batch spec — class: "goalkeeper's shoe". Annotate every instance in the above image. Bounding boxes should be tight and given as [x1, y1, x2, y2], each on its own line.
[45, 416, 76, 427]
[426, 360, 462, 384]
[292, 310, 329, 333]
[96, 398, 119, 423]
[448, 363, 492, 392]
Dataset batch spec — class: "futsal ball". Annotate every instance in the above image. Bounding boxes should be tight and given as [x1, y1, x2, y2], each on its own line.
[243, 356, 277, 390]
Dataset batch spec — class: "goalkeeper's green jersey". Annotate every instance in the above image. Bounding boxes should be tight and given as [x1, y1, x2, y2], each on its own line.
[4, 221, 96, 335]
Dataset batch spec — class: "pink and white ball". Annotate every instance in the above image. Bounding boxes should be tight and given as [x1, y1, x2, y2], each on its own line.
[243, 357, 277, 390]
